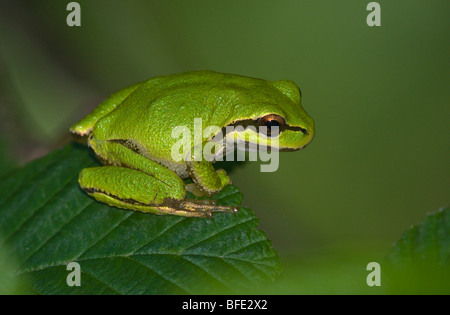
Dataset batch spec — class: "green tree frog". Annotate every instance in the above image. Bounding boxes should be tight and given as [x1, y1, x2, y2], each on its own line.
[70, 71, 314, 217]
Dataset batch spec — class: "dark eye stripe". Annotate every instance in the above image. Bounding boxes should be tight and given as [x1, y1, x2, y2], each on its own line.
[223, 116, 307, 135]
[288, 125, 307, 134]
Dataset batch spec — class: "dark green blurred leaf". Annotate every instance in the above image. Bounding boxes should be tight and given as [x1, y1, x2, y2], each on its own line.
[0, 238, 20, 294]
[0, 139, 15, 178]
[386, 208, 449, 266]
[0, 143, 281, 295]
[384, 208, 450, 294]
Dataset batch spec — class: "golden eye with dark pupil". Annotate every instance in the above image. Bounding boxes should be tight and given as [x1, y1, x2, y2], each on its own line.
[258, 114, 285, 136]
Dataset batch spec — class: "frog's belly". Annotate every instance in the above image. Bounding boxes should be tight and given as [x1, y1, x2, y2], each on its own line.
[151, 156, 189, 179]
[110, 137, 190, 179]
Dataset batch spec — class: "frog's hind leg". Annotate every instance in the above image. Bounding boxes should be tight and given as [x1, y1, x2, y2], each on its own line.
[79, 166, 239, 217]
[79, 166, 236, 218]
[80, 138, 239, 217]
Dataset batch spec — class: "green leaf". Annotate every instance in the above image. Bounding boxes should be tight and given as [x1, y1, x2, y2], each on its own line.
[385, 208, 449, 267]
[0, 138, 15, 178]
[384, 208, 450, 294]
[0, 143, 281, 295]
[0, 237, 22, 294]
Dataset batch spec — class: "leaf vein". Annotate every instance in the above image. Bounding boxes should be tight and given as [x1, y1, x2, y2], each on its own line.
[181, 217, 257, 253]
[80, 268, 122, 295]
[132, 217, 185, 254]
[76, 211, 135, 260]
[3, 177, 78, 242]
[0, 148, 71, 210]
[124, 256, 189, 294]
[19, 199, 95, 269]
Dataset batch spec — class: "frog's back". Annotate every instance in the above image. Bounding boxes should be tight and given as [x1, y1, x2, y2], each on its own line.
[94, 71, 265, 151]
[91, 70, 295, 174]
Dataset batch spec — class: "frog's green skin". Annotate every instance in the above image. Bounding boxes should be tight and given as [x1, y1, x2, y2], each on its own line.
[70, 71, 314, 217]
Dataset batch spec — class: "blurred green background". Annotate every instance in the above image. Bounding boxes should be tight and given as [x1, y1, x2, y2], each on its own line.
[0, 0, 448, 293]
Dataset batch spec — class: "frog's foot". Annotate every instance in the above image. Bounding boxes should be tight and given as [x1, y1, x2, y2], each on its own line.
[165, 199, 239, 218]
[86, 188, 239, 218]
[185, 183, 207, 197]
[185, 170, 231, 197]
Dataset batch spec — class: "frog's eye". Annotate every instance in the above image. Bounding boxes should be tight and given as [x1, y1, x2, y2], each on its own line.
[258, 114, 285, 137]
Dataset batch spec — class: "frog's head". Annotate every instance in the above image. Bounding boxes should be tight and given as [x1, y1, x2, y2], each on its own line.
[226, 79, 315, 151]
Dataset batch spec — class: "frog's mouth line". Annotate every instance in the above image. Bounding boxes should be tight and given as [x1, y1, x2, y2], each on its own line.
[207, 136, 309, 162]
[222, 118, 308, 135]
[207, 118, 309, 156]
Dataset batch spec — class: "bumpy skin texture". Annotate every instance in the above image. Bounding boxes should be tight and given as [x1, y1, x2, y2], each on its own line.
[70, 71, 314, 217]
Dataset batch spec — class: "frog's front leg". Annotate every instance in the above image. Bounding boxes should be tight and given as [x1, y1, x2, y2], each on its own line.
[80, 138, 237, 217]
[186, 142, 232, 196]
